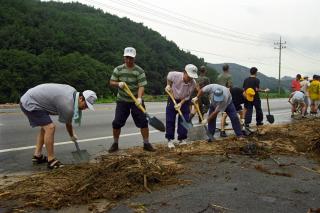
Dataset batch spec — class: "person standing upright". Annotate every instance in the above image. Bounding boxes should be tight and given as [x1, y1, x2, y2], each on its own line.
[165, 64, 198, 149]
[291, 74, 302, 92]
[217, 64, 233, 137]
[189, 65, 210, 123]
[108, 47, 155, 153]
[300, 76, 310, 115]
[243, 67, 269, 128]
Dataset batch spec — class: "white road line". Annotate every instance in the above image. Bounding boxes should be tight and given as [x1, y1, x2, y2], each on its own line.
[0, 130, 160, 153]
[0, 111, 291, 154]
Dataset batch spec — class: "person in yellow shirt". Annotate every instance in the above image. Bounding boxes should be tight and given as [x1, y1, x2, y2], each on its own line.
[308, 75, 320, 115]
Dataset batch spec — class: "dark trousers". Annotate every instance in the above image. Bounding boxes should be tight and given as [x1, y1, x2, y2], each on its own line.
[165, 98, 190, 141]
[244, 98, 263, 125]
[208, 102, 243, 136]
[112, 101, 148, 129]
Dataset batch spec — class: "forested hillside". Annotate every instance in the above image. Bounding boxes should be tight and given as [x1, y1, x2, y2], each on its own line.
[0, 0, 217, 103]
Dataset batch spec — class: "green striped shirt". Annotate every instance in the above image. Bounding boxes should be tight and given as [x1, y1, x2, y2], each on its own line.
[110, 64, 147, 102]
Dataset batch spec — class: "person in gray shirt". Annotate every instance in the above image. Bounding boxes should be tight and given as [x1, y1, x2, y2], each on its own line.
[20, 83, 97, 169]
[192, 84, 244, 140]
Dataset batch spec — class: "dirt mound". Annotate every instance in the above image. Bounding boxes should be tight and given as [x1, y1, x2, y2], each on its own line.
[0, 118, 319, 211]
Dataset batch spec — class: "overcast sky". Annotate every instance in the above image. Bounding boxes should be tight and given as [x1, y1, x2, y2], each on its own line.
[55, 0, 320, 78]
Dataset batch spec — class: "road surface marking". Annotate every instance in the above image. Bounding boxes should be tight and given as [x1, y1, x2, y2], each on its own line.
[0, 130, 160, 153]
[0, 111, 291, 154]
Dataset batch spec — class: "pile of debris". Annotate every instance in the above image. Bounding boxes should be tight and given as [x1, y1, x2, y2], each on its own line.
[0, 118, 319, 211]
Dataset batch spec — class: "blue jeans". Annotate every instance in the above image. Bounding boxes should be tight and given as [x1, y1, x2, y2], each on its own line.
[208, 102, 243, 136]
[244, 98, 263, 125]
[165, 98, 190, 141]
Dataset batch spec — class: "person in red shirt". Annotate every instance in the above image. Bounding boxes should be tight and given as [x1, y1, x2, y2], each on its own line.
[291, 74, 302, 92]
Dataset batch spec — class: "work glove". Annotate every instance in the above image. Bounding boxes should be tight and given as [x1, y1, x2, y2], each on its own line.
[264, 88, 270, 92]
[118, 82, 125, 89]
[174, 102, 182, 111]
[70, 134, 78, 142]
[165, 85, 172, 93]
[201, 119, 208, 125]
[191, 97, 198, 103]
[136, 97, 142, 106]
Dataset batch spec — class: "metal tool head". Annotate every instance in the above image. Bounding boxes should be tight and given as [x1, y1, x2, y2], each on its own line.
[146, 114, 166, 132]
[72, 150, 90, 163]
[266, 114, 275, 124]
[180, 120, 193, 130]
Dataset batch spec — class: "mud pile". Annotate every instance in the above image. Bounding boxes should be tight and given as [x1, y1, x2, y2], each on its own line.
[0, 118, 319, 211]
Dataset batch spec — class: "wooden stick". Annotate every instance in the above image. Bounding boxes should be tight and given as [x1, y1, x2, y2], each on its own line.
[143, 175, 151, 193]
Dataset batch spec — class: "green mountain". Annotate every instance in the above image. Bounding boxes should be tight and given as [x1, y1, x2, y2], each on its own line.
[0, 0, 218, 103]
[207, 63, 292, 92]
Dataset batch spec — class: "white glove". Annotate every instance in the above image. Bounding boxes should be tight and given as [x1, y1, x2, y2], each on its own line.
[201, 119, 208, 125]
[70, 134, 78, 142]
[265, 88, 270, 92]
[136, 97, 142, 106]
[165, 85, 172, 93]
[118, 82, 125, 89]
[174, 103, 182, 111]
[192, 97, 198, 103]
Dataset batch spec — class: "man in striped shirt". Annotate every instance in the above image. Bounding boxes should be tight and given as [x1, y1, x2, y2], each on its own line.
[108, 47, 155, 152]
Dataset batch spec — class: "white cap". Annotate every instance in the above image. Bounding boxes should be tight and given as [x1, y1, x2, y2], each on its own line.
[185, 64, 198, 79]
[83, 90, 97, 110]
[123, 47, 136, 58]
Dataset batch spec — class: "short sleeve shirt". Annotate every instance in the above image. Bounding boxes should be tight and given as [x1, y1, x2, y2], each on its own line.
[167, 71, 196, 100]
[308, 80, 320, 100]
[243, 77, 260, 98]
[20, 83, 76, 123]
[291, 79, 301, 92]
[230, 87, 245, 106]
[217, 73, 232, 88]
[202, 84, 232, 112]
[110, 64, 147, 102]
[197, 75, 210, 88]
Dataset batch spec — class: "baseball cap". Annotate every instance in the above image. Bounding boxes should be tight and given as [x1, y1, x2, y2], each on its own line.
[245, 88, 255, 102]
[83, 90, 97, 110]
[123, 47, 136, 58]
[213, 88, 224, 102]
[185, 64, 198, 79]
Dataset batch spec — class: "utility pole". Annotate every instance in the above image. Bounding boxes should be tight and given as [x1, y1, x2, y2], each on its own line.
[274, 36, 286, 94]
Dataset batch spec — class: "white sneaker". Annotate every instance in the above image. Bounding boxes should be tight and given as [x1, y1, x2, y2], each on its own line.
[178, 140, 187, 146]
[168, 141, 175, 149]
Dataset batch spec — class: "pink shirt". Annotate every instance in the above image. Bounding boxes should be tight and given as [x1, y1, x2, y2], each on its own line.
[167, 71, 196, 100]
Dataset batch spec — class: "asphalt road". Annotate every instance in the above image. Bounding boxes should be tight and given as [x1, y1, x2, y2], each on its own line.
[0, 99, 292, 174]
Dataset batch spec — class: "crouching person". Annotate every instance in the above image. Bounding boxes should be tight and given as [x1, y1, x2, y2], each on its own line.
[193, 84, 244, 140]
[288, 91, 306, 118]
[20, 83, 97, 169]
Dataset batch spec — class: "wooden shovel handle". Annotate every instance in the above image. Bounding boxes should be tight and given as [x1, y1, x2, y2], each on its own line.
[193, 102, 204, 121]
[122, 83, 146, 113]
[165, 89, 183, 116]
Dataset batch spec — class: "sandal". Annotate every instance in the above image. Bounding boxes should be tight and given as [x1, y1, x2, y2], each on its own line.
[47, 159, 64, 170]
[32, 154, 48, 164]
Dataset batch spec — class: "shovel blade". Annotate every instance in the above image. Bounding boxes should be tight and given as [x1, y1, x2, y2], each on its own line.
[266, 115, 275, 124]
[179, 115, 193, 130]
[71, 150, 90, 163]
[146, 114, 165, 132]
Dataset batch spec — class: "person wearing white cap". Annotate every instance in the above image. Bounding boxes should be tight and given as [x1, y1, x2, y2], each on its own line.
[193, 84, 244, 140]
[20, 83, 97, 169]
[300, 75, 310, 115]
[165, 64, 198, 148]
[109, 47, 155, 153]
